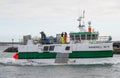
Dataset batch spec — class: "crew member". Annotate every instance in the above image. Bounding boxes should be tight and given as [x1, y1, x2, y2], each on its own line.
[40, 31, 46, 44]
[64, 32, 67, 43]
[61, 32, 64, 44]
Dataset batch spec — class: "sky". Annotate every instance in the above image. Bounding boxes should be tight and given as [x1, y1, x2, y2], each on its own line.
[0, 0, 120, 42]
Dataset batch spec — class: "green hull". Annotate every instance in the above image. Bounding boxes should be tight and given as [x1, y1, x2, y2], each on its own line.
[18, 50, 113, 59]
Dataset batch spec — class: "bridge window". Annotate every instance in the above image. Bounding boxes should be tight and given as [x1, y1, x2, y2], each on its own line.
[87, 35, 91, 40]
[75, 35, 80, 40]
[81, 35, 85, 40]
[70, 35, 74, 40]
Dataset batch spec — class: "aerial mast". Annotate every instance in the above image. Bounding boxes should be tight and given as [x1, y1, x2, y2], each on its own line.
[77, 10, 86, 32]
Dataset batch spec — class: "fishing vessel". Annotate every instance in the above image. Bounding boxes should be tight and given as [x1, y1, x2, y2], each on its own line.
[13, 12, 113, 64]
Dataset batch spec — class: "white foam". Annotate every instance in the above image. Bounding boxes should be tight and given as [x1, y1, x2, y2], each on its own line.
[0, 55, 120, 66]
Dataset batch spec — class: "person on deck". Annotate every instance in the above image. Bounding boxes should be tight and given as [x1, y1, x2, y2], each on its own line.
[61, 32, 65, 44]
[40, 31, 46, 44]
[64, 32, 67, 43]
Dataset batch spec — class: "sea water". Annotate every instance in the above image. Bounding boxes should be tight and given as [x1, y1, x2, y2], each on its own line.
[0, 52, 120, 78]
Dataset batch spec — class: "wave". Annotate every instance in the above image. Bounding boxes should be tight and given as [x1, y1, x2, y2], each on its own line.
[0, 55, 119, 66]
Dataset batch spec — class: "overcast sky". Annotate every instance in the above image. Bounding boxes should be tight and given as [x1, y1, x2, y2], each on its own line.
[0, 0, 120, 42]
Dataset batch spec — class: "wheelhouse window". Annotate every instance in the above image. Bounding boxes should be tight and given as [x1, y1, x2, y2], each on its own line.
[70, 35, 74, 40]
[65, 46, 70, 50]
[75, 35, 80, 40]
[81, 35, 85, 40]
[92, 34, 98, 40]
[87, 35, 91, 40]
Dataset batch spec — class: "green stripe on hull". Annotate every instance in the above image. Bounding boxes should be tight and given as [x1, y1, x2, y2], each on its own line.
[18, 50, 113, 59]
[18, 52, 57, 59]
[69, 51, 113, 58]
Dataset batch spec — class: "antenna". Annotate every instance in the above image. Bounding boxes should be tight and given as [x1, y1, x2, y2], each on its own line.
[77, 10, 85, 27]
[77, 17, 82, 27]
[83, 10, 85, 18]
[88, 21, 91, 26]
[77, 10, 86, 32]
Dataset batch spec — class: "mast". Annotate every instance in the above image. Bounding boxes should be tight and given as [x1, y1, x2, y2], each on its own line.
[77, 10, 86, 32]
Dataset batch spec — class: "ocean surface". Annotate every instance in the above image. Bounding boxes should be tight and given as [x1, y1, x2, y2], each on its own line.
[0, 52, 120, 78]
